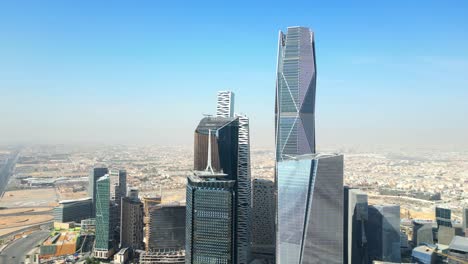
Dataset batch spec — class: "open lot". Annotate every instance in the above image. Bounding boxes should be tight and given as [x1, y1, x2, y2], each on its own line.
[0, 188, 58, 208]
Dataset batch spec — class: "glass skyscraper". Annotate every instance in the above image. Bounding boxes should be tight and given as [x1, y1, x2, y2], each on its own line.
[275, 26, 317, 160]
[94, 174, 115, 259]
[276, 154, 344, 264]
[89, 167, 109, 217]
[367, 205, 401, 263]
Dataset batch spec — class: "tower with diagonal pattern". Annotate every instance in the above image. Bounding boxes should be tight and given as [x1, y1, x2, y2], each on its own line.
[275, 26, 316, 161]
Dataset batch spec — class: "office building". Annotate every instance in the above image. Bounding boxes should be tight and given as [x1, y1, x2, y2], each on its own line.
[411, 245, 437, 264]
[251, 179, 275, 258]
[448, 236, 468, 263]
[120, 193, 144, 250]
[89, 167, 109, 217]
[216, 91, 235, 118]
[110, 169, 127, 203]
[276, 154, 344, 264]
[436, 207, 452, 228]
[367, 205, 401, 263]
[275, 26, 317, 160]
[344, 187, 368, 264]
[193, 116, 239, 179]
[234, 114, 252, 264]
[186, 170, 236, 264]
[53, 197, 92, 223]
[94, 175, 115, 259]
[412, 220, 434, 246]
[145, 203, 186, 251]
[463, 207, 468, 236]
[216, 90, 252, 264]
[143, 195, 162, 251]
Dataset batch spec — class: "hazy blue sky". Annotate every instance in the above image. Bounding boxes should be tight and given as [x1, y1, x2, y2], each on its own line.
[0, 1, 467, 149]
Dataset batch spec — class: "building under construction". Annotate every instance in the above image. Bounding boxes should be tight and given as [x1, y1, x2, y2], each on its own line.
[139, 249, 185, 264]
[145, 202, 186, 252]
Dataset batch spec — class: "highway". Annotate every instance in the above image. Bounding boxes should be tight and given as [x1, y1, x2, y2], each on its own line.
[0, 230, 49, 264]
[0, 150, 20, 198]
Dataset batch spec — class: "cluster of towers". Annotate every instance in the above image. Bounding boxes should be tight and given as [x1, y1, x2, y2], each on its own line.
[59, 26, 407, 263]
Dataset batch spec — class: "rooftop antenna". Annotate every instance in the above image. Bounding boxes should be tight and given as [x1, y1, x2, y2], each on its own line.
[205, 129, 215, 174]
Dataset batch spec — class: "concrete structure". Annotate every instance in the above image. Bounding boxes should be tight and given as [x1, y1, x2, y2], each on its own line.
[251, 179, 275, 258]
[140, 250, 185, 264]
[276, 154, 344, 264]
[367, 205, 401, 263]
[94, 174, 115, 259]
[114, 247, 130, 264]
[412, 220, 434, 246]
[344, 187, 368, 264]
[89, 167, 109, 217]
[143, 195, 162, 251]
[411, 245, 437, 264]
[120, 194, 144, 250]
[439, 225, 456, 245]
[53, 197, 92, 223]
[275, 26, 317, 160]
[448, 236, 468, 263]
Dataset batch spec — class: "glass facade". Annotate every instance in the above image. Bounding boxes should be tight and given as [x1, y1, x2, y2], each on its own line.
[436, 207, 452, 228]
[368, 205, 401, 262]
[89, 167, 108, 217]
[275, 27, 316, 160]
[276, 154, 344, 264]
[186, 174, 236, 264]
[344, 187, 368, 264]
[53, 197, 92, 223]
[95, 175, 112, 251]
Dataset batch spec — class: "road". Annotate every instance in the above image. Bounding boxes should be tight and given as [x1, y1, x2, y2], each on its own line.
[0, 230, 49, 264]
[0, 150, 20, 198]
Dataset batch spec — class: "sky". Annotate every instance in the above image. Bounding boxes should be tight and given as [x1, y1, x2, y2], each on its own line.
[0, 0, 467, 150]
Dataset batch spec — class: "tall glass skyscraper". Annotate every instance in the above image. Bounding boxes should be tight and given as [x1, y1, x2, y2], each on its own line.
[275, 27, 344, 264]
[275, 26, 317, 161]
[276, 154, 344, 264]
[94, 174, 115, 259]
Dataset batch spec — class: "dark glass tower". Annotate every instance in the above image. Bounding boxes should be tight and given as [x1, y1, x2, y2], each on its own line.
[193, 116, 239, 179]
[187, 116, 240, 264]
[275, 26, 317, 161]
[89, 167, 109, 217]
[344, 187, 368, 264]
[367, 205, 401, 263]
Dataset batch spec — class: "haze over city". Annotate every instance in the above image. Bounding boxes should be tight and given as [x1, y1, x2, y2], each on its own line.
[1, 1, 467, 149]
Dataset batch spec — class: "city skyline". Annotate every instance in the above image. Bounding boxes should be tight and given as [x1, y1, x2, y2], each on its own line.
[1, 1, 467, 149]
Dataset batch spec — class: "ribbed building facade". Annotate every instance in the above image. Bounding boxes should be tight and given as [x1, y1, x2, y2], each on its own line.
[53, 197, 92, 223]
[216, 91, 235, 118]
[276, 154, 344, 264]
[120, 195, 144, 250]
[94, 174, 115, 259]
[146, 203, 186, 251]
[252, 179, 275, 257]
[275, 26, 317, 160]
[235, 114, 251, 264]
[143, 196, 162, 251]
